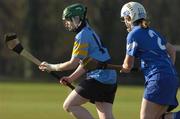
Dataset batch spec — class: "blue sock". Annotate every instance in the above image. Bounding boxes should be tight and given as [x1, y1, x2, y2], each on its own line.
[173, 111, 180, 119]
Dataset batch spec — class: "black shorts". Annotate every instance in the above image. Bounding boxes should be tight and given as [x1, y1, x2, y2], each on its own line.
[75, 78, 117, 104]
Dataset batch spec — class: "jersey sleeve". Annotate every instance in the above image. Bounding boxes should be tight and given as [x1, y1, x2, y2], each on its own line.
[71, 35, 89, 59]
[126, 34, 138, 56]
[159, 32, 167, 45]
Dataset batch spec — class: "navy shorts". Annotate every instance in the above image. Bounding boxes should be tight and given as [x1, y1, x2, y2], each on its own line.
[75, 78, 117, 104]
[144, 73, 179, 111]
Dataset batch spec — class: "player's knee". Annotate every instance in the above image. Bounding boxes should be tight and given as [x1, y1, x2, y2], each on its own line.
[140, 109, 156, 119]
[63, 102, 70, 112]
[104, 116, 114, 119]
[98, 112, 114, 119]
[98, 115, 113, 119]
[140, 113, 156, 119]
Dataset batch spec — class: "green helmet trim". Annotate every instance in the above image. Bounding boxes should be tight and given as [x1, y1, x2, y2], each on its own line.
[62, 3, 86, 20]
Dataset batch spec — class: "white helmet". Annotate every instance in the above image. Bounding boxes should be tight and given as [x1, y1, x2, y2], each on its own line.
[121, 2, 147, 22]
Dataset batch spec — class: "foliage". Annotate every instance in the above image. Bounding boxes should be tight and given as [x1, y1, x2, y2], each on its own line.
[0, 0, 180, 80]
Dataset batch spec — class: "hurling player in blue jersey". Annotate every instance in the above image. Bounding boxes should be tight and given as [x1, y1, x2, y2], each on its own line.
[39, 3, 117, 119]
[120, 2, 180, 119]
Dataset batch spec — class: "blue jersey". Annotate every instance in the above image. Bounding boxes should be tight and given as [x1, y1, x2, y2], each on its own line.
[71, 24, 117, 84]
[126, 26, 177, 78]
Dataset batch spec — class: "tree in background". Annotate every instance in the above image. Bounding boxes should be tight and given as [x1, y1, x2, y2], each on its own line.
[0, 0, 180, 82]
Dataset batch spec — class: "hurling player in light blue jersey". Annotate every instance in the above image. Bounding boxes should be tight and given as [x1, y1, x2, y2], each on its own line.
[120, 2, 180, 119]
[39, 3, 117, 119]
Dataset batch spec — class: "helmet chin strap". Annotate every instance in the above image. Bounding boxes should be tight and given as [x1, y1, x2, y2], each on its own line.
[72, 17, 82, 29]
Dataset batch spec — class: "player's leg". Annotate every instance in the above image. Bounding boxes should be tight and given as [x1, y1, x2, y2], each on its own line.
[142, 73, 179, 119]
[161, 111, 180, 119]
[95, 102, 114, 119]
[94, 81, 117, 119]
[140, 98, 168, 119]
[63, 90, 94, 119]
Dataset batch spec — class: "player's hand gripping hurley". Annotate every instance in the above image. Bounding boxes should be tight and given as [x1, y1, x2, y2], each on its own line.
[4, 33, 75, 90]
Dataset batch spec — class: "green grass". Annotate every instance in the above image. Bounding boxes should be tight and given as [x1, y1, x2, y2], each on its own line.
[0, 82, 180, 119]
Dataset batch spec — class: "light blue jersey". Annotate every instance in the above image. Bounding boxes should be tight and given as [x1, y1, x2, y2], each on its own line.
[72, 24, 117, 84]
[126, 26, 177, 78]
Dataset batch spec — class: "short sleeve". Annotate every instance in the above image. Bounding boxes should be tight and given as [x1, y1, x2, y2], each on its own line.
[72, 35, 89, 59]
[126, 34, 138, 56]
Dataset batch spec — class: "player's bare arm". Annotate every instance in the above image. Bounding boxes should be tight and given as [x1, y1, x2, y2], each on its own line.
[121, 54, 134, 73]
[60, 64, 86, 85]
[39, 57, 80, 72]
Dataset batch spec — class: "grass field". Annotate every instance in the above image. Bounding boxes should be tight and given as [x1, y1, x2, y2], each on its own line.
[0, 82, 180, 119]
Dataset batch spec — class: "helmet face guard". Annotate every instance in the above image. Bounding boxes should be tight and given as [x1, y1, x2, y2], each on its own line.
[120, 2, 147, 23]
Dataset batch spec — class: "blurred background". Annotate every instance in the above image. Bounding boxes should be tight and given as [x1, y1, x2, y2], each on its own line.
[0, 0, 180, 119]
[0, 0, 180, 83]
